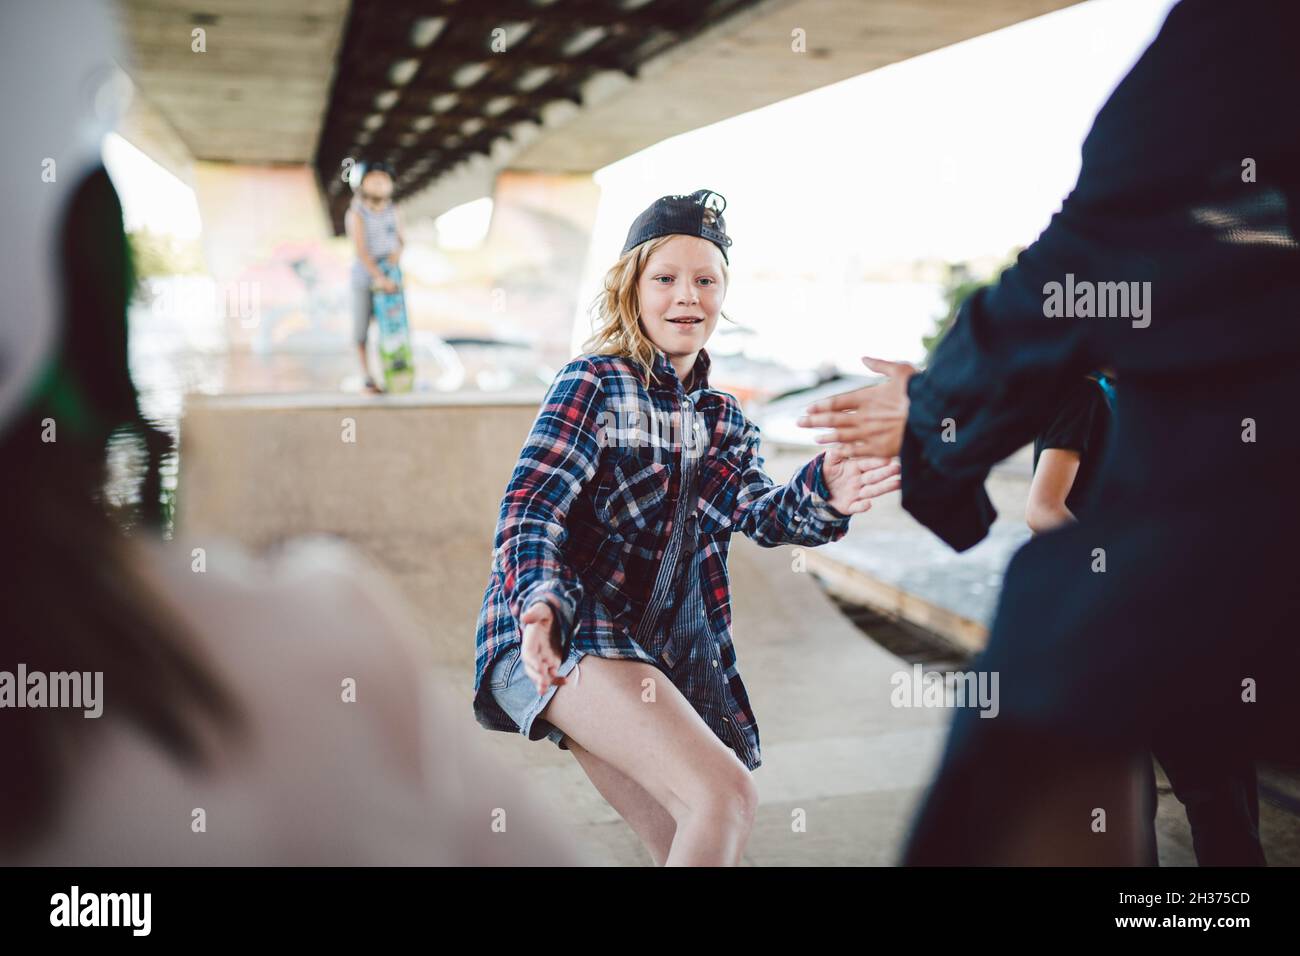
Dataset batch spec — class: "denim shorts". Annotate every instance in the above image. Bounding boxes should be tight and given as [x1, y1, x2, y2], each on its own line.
[489, 643, 586, 750]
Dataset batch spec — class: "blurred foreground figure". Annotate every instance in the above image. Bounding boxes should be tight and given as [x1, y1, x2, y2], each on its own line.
[802, 0, 1300, 864]
[0, 0, 577, 866]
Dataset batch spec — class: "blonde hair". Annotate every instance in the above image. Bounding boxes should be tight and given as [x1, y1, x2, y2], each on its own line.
[579, 236, 735, 389]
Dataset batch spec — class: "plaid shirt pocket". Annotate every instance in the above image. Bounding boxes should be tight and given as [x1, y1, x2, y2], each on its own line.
[596, 452, 674, 540]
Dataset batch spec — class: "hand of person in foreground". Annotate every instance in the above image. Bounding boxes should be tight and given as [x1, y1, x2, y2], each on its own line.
[797, 357, 918, 459]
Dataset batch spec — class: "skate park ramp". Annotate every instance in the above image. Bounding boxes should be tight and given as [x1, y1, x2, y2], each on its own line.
[178, 392, 950, 865]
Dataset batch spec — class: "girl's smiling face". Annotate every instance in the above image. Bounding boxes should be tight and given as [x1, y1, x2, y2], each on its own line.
[637, 235, 726, 358]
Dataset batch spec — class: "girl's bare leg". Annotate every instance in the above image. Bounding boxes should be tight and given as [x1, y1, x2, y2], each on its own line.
[539, 656, 757, 866]
[563, 737, 677, 866]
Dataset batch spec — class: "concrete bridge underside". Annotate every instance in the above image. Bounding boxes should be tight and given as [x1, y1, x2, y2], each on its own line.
[114, 0, 1081, 221]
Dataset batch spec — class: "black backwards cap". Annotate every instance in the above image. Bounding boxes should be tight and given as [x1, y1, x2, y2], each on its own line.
[621, 188, 733, 264]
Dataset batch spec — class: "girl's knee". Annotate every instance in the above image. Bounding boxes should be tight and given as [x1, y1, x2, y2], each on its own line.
[681, 761, 758, 828]
[724, 768, 760, 824]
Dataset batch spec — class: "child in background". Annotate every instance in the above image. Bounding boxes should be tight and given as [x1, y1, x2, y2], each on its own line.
[1026, 372, 1115, 533]
[344, 161, 402, 394]
[473, 189, 901, 866]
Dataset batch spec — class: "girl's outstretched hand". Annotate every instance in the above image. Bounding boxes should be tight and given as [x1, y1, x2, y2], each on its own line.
[820, 442, 902, 516]
[520, 600, 567, 695]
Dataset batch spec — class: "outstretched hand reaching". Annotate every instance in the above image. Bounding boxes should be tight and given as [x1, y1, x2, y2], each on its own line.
[798, 357, 917, 459]
[520, 600, 567, 695]
[820, 443, 901, 515]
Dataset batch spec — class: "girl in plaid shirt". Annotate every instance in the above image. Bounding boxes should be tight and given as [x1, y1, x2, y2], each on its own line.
[474, 189, 900, 865]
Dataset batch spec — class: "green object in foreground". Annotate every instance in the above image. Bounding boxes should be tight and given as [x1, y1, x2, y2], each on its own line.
[372, 258, 415, 393]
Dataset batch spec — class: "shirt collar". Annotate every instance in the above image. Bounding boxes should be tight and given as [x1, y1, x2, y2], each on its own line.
[651, 346, 712, 393]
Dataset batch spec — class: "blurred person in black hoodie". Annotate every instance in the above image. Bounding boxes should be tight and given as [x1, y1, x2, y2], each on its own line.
[801, 0, 1300, 863]
[1029, 372, 1265, 866]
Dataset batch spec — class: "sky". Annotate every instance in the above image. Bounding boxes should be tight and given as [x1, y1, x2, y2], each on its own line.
[104, 0, 1181, 366]
[574, 0, 1180, 365]
[585, 0, 1178, 269]
[103, 134, 202, 239]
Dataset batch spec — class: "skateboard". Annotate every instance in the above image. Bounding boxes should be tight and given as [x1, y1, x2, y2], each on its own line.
[371, 257, 414, 393]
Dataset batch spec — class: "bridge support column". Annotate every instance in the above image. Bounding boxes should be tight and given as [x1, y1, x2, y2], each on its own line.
[481, 169, 601, 370]
[189, 161, 348, 352]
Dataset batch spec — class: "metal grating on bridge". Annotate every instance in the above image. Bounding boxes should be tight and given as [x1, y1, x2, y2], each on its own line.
[314, 0, 766, 233]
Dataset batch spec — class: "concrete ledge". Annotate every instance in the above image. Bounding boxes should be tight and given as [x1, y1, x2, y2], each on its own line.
[185, 389, 546, 411]
[177, 393, 543, 670]
[806, 550, 989, 655]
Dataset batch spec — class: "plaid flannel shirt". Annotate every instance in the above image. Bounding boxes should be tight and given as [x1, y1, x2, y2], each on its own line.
[473, 345, 852, 769]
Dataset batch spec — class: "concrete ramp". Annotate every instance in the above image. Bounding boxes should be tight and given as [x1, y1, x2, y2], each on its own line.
[179, 392, 948, 864]
[178, 391, 535, 673]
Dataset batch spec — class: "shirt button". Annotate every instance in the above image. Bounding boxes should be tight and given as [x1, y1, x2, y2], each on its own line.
[722, 717, 730, 723]
[712, 660, 719, 668]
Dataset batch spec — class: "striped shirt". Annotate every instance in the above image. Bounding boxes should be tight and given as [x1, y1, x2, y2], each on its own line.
[472, 345, 853, 770]
[347, 198, 399, 285]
